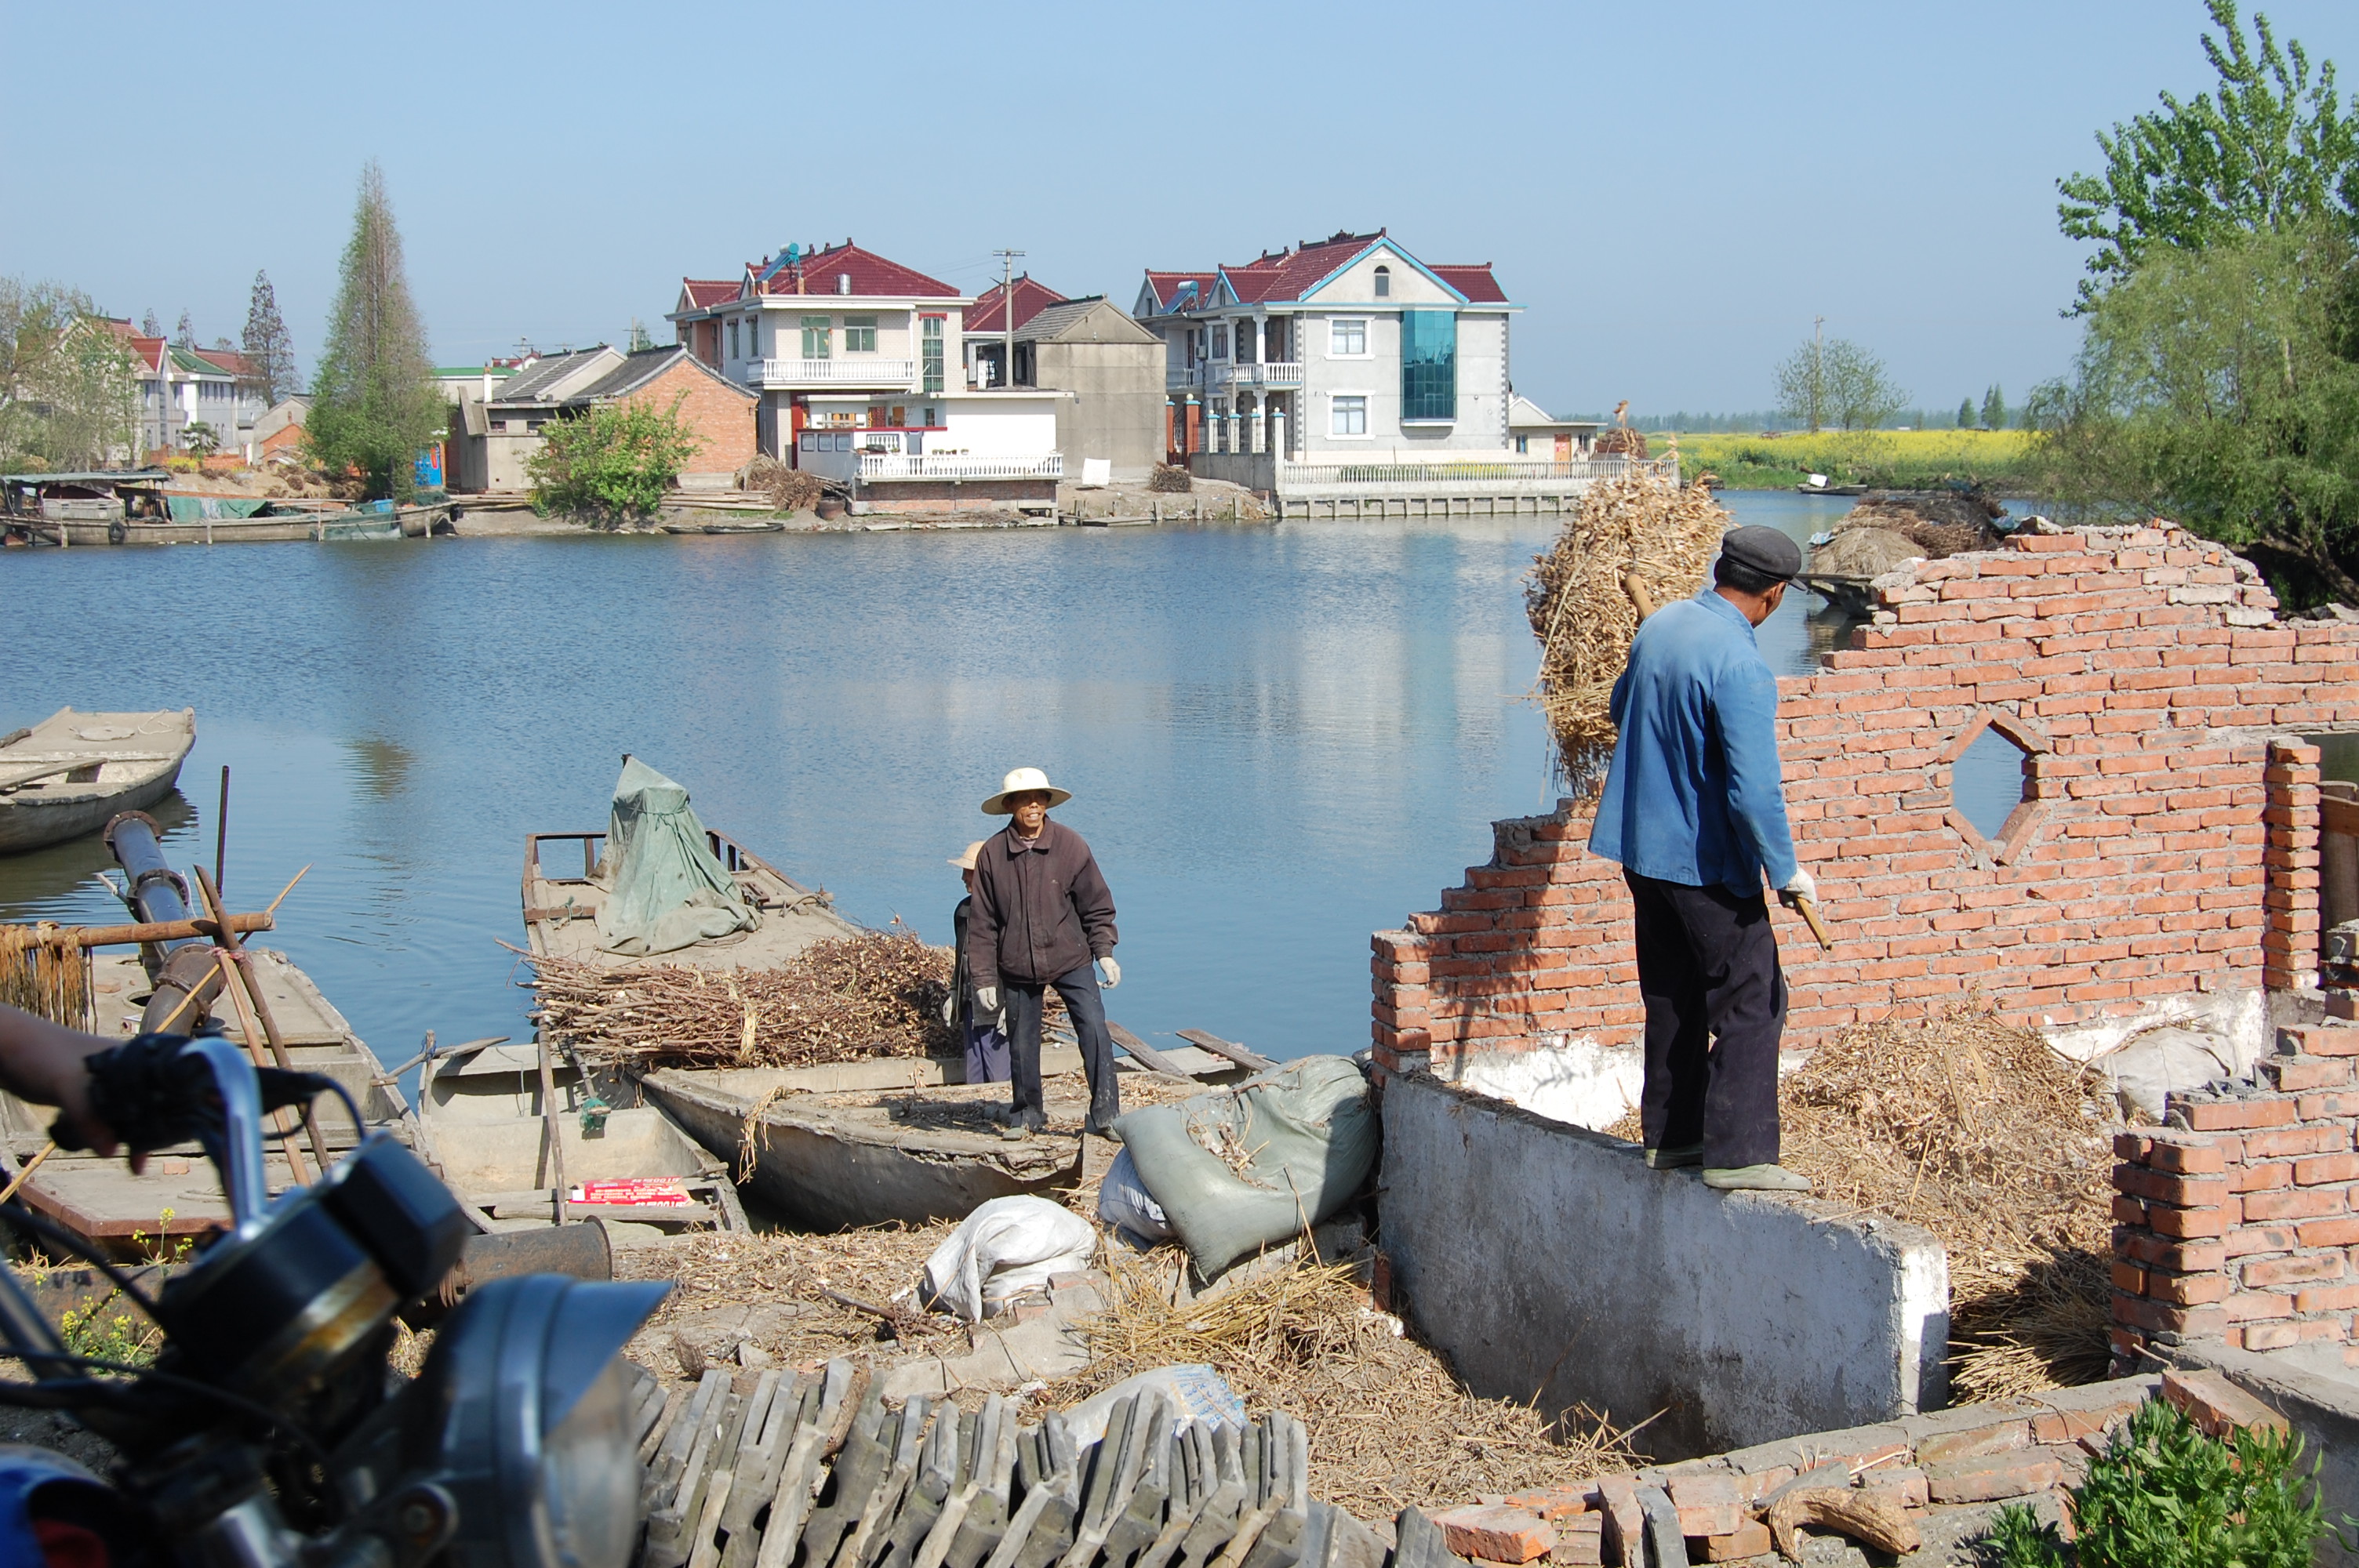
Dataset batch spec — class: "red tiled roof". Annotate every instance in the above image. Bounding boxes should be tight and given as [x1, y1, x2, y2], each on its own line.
[1141, 271, 1217, 311]
[681, 278, 739, 309]
[129, 335, 165, 372]
[191, 347, 256, 376]
[751, 240, 959, 299]
[1430, 264, 1507, 303]
[966, 275, 1069, 335]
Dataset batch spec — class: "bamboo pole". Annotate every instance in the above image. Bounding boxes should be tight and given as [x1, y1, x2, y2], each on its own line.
[210, 949, 314, 1185]
[194, 867, 333, 1178]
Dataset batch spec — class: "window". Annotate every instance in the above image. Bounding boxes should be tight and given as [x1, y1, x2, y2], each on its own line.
[1332, 395, 1367, 436]
[1401, 310, 1456, 422]
[1373, 265, 1391, 299]
[1212, 325, 1230, 360]
[1329, 318, 1366, 357]
[728, 320, 740, 360]
[921, 316, 944, 394]
[844, 314, 878, 354]
[801, 316, 831, 358]
[1515, 435, 1529, 453]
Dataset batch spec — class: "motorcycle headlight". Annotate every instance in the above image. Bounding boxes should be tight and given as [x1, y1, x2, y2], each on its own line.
[407, 1274, 668, 1568]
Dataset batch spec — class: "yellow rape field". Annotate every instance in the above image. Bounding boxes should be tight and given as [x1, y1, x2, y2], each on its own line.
[1669, 428, 2038, 492]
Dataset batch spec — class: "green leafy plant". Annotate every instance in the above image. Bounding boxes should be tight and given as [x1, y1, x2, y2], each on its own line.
[527, 394, 704, 527]
[1982, 1396, 2322, 1568]
[307, 161, 442, 500]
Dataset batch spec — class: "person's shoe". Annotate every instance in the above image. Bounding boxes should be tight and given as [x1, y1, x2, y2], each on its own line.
[1644, 1144, 1703, 1170]
[997, 1108, 1046, 1140]
[1701, 1163, 1812, 1192]
[1083, 1115, 1124, 1143]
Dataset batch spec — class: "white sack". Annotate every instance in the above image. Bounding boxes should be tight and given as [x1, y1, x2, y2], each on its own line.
[921, 1196, 1096, 1323]
[1096, 1148, 1174, 1243]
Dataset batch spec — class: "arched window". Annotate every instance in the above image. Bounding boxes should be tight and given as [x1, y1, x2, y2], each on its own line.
[1373, 266, 1391, 298]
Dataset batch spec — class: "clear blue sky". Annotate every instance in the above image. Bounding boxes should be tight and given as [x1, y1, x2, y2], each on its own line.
[10, 1, 2359, 419]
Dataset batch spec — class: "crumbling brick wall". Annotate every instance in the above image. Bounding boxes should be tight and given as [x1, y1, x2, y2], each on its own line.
[1374, 524, 2359, 1080]
[2110, 1018, 2359, 1363]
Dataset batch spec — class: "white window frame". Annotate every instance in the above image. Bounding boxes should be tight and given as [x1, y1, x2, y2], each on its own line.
[728, 319, 740, 360]
[1329, 393, 1371, 439]
[1373, 266, 1391, 299]
[1212, 325, 1230, 361]
[843, 314, 878, 354]
[1327, 318, 1369, 359]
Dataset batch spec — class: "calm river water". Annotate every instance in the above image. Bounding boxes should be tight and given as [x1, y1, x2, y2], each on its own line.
[2, 489, 1942, 1067]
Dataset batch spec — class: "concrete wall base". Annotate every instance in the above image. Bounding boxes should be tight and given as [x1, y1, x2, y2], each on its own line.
[1379, 1072, 1950, 1461]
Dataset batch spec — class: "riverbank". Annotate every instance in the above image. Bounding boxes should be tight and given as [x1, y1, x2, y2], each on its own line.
[1674, 428, 2037, 492]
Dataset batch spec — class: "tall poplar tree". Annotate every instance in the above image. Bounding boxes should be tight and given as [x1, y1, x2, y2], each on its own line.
[240, 270, 297, 407]
[307, 162, 439, 498]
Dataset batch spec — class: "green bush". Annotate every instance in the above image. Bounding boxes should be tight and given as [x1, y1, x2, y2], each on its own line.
[528, 395, 704, 527]
[1983, 1397, 2322, 1568]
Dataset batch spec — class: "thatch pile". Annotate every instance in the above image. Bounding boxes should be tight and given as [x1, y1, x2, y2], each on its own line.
[525, 931, 956, 1069]
[1778, 1007, 2115, 1403]
[1146, 463, 1194, 494]
[1526, 456, 1730, 793]
[1810, 489, 2007, 579]
[740, 455, 824, 513]
[0, 925, 90, 1029]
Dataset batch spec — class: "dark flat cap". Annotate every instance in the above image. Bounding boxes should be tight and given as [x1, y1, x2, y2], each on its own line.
[1719, 524, 1803, 583]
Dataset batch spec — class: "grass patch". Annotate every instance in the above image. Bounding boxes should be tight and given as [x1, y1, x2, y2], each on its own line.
[1672, 428, 2037, 492]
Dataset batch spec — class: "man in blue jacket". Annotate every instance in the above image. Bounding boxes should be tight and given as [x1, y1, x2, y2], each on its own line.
[1589, 525, 1816, 1192]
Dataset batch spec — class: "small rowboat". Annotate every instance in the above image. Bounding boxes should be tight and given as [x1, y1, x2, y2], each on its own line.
[0, 708, 195, 855]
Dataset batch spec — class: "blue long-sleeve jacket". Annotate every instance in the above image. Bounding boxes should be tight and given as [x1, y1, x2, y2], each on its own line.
[1587, 588, 1801, 893]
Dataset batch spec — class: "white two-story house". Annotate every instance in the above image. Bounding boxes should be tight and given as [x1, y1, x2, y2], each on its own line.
[667, 240, 1066, 509]
[1135, 229, 1520, 492]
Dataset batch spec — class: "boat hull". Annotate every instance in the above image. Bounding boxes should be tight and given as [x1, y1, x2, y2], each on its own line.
[0, 708, 196, 855]
[642, 1065, 1083, 1232]
[51, 505, 444, 546]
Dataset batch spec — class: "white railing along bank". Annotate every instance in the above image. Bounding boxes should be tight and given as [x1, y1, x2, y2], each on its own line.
[1275, 455, 1677, 488]
[858, 453, 1063, 480]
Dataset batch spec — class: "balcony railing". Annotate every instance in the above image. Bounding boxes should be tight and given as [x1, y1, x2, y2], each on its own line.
[742, 358, 918, 388]
[1165, 364, 1204, 390]
[859, 452, 1063, 481]
[1210, 361, 1303, 390]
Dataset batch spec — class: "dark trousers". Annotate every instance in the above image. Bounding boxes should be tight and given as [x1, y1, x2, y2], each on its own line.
[1004, 964, 1118, 1123]
[1625, 870, 1787, 1168]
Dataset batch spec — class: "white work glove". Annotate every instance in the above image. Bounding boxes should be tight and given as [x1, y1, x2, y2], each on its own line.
[1777, 867, 1818, 907]
[976, 985, 998, 1014]
[940, 993, 956, 1025]
[1096, 956, 1121, 989]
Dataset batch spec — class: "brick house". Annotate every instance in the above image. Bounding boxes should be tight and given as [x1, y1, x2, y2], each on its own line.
[449, 345, 754, 494]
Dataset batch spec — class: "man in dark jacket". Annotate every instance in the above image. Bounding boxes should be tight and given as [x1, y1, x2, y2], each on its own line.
[963, 767, 1122, 1137]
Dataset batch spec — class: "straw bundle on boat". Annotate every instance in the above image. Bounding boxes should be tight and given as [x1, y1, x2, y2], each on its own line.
[0, 924, 92, 1029]
[525, 930, 958, 1069]
[1525, 452, 1729, 795]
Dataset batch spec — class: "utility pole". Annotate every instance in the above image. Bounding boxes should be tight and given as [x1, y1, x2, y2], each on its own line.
[1812, 315, 1825, 434]
[991, 249, 1024, 389]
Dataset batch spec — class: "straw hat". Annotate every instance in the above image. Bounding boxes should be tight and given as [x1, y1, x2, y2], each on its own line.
[948, 840, 988, 870]
[981, 766, 1072, 815]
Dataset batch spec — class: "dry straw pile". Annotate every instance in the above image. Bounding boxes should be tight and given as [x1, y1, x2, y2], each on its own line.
[1526, 454, 1730, 794]
[1067, 1250, 1633, 1519]
[0, 925, 91, 1029]
[525, 930, 955, 1069]
[1777, 1007, 2115, 1403]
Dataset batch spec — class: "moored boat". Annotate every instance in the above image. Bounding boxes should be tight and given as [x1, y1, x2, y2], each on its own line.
[0, 472, 453, 545]
[0, 708, 195, 855]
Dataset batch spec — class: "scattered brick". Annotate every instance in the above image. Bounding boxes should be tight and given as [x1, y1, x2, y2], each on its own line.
[1925, 1452, 2068, 1504]
[1434, 1505, 1555, 1563]
[1663, 1474, 1743, 1539]
[1693, 1523, 1772, 1563]
[1914, 1421, 2030, 1468]
[2160, 1369, 2291, 1439]
[1547, 1515, 1602, 1567]
[1855, 1466, 1930, 1510]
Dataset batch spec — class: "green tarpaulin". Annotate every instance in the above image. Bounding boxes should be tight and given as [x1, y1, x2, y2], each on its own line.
[165, 495, 266, 520]
[591, 757, 760, 955]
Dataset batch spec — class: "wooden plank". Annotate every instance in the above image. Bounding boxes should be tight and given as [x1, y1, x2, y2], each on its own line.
[2324, 793, 2359, 840]
[1105, 1023, 1203, 1080]
[1173, 1029, 1275, 1073]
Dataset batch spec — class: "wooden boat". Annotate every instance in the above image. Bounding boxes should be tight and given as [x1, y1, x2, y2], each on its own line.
[416, 1039, 747, 1235]
[0, 473, 450, 545]
[0, 709, 195, 855]
[522, 824, 865, 968]
[0, 947, 415, 1255]
[1795, 480, 1867, 497]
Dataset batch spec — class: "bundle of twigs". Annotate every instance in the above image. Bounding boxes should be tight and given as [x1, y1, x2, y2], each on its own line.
[525, 931, 956, 1069]
[1525, 453, 1729, 795]
[0, 924, 91, 1029]
[1777, 1007, 2116, 1402]
[1064, 1250, 1633, 1519]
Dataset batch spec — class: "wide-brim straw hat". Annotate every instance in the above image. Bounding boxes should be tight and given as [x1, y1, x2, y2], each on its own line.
[949, 840, 987, 870]
[982, 767, 1072, 815]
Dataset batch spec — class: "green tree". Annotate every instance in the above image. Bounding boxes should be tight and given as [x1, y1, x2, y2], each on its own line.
[2058, 1, 2359, 312]
[2031, 222, 2359, 604]
[627, 318, 654, 353]
[1776, 332, 1907, 432]
[1984, 1397, 2323, 1568]
[1958, 396, 1976, 428]
[1982, 384, 2008, 430]
[240, 270, 297, 408]
[139, 309, 159, 338]
[180, 421, 219, 457]
[527, 394, 703, 527]
[173, 310, 194, 349]
[307, 162, 440, 499]
[0, 279, 140, 470]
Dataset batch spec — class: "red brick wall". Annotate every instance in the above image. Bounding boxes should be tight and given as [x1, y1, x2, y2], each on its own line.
[2110, 1025, 2359, 1362]
[623, 358, 755, 477]
[1373, 524, 2359, 1081]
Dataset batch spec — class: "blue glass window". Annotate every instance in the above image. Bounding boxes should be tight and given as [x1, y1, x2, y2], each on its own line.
[1401, 310, 1456, 422]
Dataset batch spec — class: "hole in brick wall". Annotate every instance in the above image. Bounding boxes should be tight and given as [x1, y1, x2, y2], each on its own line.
[1951, 726, 2033, 842]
